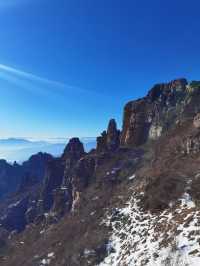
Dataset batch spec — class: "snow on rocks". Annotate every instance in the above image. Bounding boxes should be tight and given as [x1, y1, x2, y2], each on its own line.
[98, 191, 200, 266]
[40, 258, 51, 266]
[39, 252, 55, 265]
[60, 186, 68, 190]
[83, 249, 96, 257]
[8, 200, 21, 209]
[179, 192, 196, 208]
[40, 229, 45, 234]
[47, 252, 55, 258]
[128, 174, 136, 181]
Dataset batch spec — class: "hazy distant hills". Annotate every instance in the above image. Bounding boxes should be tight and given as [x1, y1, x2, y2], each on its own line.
[0, 137, 96, 162]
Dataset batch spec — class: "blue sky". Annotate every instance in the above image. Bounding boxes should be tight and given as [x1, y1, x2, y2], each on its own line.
[0, 0, 200, 139]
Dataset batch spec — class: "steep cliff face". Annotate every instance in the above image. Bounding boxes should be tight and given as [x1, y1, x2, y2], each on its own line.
[22, 152, 53, 183]
[120, 78, 200, 146]
[0, 153, 53, 232]
[0, 138, 95, 232]
[39, 138, 85, 215]
[35, 137, 97, 218]
[41, 158, 66, 212]
[0, 152, 53, 200]
[0, 160, 22, 199]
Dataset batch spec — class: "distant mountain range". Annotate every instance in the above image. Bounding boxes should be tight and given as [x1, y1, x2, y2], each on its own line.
[0, 137, 96, 162]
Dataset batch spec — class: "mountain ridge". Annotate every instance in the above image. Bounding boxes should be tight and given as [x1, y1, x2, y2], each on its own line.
[1, 78, 200, 265]
[0, 137, 96, 163]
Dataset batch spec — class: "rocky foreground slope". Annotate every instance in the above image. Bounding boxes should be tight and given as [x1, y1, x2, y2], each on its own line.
[1, 78, 200, 265]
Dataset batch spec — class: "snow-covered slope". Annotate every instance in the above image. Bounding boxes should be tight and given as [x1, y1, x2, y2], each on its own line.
[100, 187, 200, 266]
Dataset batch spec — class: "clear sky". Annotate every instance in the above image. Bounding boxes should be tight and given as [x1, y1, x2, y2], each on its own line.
[0, 0, 200, 139]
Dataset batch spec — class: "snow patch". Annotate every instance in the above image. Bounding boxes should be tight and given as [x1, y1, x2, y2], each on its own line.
[179, 192, 196, 208]
[8, 200, 21, 208]
[99, 192, 200, 266]
[40, 252, 55, 265]
[128, 174, 136, 180]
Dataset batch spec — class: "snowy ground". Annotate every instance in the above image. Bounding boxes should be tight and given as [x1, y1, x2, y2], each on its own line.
[99, 190, 200, 266]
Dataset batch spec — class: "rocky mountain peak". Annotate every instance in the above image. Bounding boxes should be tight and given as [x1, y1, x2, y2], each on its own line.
[107, 118, 117, 132]
[62, 137, 85, 160]
[120, 78, 197, 147]
[147, 78, 188, 102]
[106, 119, 120, 151]
[97, 119, 120, 152]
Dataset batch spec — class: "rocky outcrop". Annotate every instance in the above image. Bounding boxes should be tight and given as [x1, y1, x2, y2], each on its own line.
[96, 131, 107, 152]
[57, 144, 96, 214]
[62, 137, 85, 161]
[121, 78, 189, 146]
[71, 156, 96, 211]
[193, 113, 200, 128]
[22, 152, 53, 182]
[72, 156, 95, 192]
[0, 160, 22, 199]
[180, 112, 200, 154]
[40, 138, 87, 216]
[97, 119, 120, 152]
[120, 99, 151, 146]
[18, 173, 38, 192]
[0, 138, 95, 230]
[41, 158, 65, 212]
[50, 155, 96, 216]
[0, 153, 52, 200]
[106, 119, 121, 151]
[0, 197, 30, 232]
[0, 153, 54, 232]
[182, 132, 200, 154]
